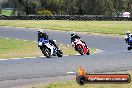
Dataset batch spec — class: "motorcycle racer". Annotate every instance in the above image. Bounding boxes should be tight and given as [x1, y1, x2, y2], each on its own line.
[71, 31, 87, 47]
[38, 30, 59, 50]
[70, 31, 90, 55]
[125, 31, 132, 50]
[128, 35, 132, 45]
[125, 31, 131, 43]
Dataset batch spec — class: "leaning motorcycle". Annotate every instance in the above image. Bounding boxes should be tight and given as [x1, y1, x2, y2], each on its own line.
[125, 34, 132, 50]
[38, 38, 63, 58]
[72, 39, 90, 55]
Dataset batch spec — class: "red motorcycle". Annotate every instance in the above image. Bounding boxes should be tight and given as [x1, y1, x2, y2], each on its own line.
[72, 39, 90, 55]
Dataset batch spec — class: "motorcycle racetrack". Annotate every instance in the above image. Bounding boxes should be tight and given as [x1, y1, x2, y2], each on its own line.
[0, 26, 132, 88]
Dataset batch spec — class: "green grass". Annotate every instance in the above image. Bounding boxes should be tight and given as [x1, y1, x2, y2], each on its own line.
[1, 10, 13, 16]
[0, 20, 132, 35]
[32, 72, 132, 88]
[0, 38, 41, 59]
[0, 38, 95, 59]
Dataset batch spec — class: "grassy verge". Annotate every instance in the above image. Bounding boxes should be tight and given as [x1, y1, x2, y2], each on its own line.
[32, 72, 132, 88]
[0, 38, 41, 59]
[0, 38, 95, 59]
[0, 20, 132, 35]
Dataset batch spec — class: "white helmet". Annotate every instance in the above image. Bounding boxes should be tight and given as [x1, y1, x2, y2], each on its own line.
[126, 31, 130, 35]
[38, 30, 44, 33]
[71, 31, 75, 34]
[71, 31, 75, 36]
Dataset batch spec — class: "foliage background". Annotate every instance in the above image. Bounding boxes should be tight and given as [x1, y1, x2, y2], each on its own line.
[0, 0, 132, 16]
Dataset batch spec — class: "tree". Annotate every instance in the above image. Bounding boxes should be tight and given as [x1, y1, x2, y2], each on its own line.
[20, 0, 41, 15]
[7, 0, 132, 16]
[43, 0, 64, 15]
[128, 0, 132, 16]
[0, 6, 2, 14]
[63, 0, 80, 15]
[113, 0, 128, 12]
[83, 0, 114, 16]
[98, 0, 114, 16]
[10, 0, 41, 15]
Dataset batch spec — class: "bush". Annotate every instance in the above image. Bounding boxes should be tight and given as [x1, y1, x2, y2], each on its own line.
[1, 9, 13, 16]
[36, 10, 52, 16]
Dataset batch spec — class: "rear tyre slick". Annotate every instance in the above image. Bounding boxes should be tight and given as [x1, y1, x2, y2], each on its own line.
[57, 50, 63, 57]
[128, 47, 131, 51]
[86, 49, 90, 55]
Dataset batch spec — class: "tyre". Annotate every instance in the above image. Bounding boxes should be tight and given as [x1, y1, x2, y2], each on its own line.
[41, 47, 51, 58]
[76, 44, 84, 55]
[86, 49, 90, 55]
[128, 47, 131, 50]
[57, 50, 63, 57]
[76, 76, 86, 85]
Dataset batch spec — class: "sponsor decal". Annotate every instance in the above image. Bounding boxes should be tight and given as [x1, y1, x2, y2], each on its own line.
[76, 66, 131, 85]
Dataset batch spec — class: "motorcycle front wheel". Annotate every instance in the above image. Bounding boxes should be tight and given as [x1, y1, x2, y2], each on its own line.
[76, 44, 84, 55]
[41, 47, 51, 58]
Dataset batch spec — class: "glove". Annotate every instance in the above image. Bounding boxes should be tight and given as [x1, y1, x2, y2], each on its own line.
[71, 42, 75, 47]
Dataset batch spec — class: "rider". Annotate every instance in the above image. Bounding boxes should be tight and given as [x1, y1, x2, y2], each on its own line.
[128, 35, 132, 45]
[125, 31, 131, 43]
[71, 31, 80, 43]
[38, 30, 60, 50]
[71, 31, 87, 47]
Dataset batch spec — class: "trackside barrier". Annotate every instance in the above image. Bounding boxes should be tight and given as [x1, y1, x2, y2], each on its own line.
[0, 15, 132, 21]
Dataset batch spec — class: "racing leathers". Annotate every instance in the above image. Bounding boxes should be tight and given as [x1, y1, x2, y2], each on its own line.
[71, 34, 87, 48]
[125, 33, 131, 43]
[38, 32, 59, 49]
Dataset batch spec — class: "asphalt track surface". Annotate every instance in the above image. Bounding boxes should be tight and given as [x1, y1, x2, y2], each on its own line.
[0, 26, 132, 88]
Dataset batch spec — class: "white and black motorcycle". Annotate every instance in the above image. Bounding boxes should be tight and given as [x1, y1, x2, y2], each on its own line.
[38, 38, 63, 58]
[125, 33, 132, 50]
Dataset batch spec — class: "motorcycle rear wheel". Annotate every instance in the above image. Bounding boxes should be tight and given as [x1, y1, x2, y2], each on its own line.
[128, 47, 131, 50]
[86, 49, 90, 55]
[57, 50, 63, 57]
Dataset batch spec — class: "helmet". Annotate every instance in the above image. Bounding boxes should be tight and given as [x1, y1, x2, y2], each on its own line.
[38, 30, 44, 33]
[126, 31, 130, 35]
[71, 31, 75, 37]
